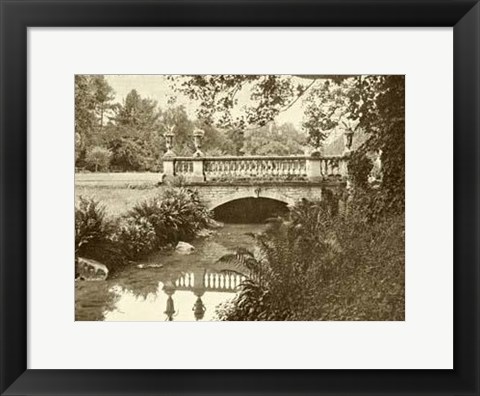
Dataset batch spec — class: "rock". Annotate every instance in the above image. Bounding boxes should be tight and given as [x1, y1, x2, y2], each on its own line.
[207, 219, 224, 229]
[175, 241, 195, 254]
[76, 257, 109, 281]
[136, 263, 164, 269]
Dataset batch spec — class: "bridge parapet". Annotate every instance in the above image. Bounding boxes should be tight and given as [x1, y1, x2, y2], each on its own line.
[164, 154, 349, 184]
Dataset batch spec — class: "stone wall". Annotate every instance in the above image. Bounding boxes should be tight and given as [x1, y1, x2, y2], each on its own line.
[187, 182, 345, 209]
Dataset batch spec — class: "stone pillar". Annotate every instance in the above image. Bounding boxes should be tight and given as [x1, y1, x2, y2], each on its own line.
[162, 155, 175, 178]
[191, 158, 205, 183]
[338, 157, 348, 179]
[162, 129, 176, 181]
[306, 152, 322, 182]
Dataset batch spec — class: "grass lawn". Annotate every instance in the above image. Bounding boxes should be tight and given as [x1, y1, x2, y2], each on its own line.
[75, 173, 164, 217]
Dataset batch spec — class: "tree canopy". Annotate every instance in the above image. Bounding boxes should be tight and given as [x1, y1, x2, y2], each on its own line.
[75, 74, 405, 216]
[171, 74, 405, 215]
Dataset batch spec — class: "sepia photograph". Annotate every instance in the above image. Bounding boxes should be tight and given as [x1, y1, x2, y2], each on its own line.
[75, 74, 405, 321]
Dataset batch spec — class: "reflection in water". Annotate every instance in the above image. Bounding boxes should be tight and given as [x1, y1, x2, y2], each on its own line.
[193, 297, 206, 321]
[163, 281, 177, 321]
[75, 224, 264, 321]
[103, 278, 242, 322]
[160, 270, 246, 321]
[165, 296, 177, 321]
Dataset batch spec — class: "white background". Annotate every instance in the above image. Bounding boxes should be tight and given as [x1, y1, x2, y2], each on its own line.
[28, 28, 453, 369]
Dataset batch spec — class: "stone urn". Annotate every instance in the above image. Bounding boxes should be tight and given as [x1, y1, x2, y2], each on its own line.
[163, 129, 175, 157]
[343, 129, 354, 154]
[192, 128, 205, 157]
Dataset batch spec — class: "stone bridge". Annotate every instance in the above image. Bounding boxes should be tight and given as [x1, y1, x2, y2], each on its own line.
[162, 154, 349, 210]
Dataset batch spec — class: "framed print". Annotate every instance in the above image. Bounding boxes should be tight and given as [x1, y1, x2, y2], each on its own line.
[0, 0, 479, 395]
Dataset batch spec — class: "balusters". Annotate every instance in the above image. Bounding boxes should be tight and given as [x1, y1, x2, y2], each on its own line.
[225, 274, 231, 289]
[204, 273, 209, 288]
[174, 160, 193, 175]
[169, 155, 346, 182]
[283, 160, 290, 178]
[326, 160, 332, 177]
[338, 159, 347, 178]
[292, 159, 299, 176]
[218, 161, 224, 179]
[299, 159, 307, 176]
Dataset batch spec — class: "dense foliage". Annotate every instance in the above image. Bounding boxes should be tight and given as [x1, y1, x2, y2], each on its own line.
[75, 197, 124, 273]
[75, 74, 405, 320]
[216, 198, 404, 321]
[75, 188, 212, 271]
[123, 188, 211, 252]
[75, 75, 308, 172]
[176, 74, 405, 218]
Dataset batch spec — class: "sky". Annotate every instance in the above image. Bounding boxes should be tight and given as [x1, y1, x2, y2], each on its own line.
[105, 75, 306, 130]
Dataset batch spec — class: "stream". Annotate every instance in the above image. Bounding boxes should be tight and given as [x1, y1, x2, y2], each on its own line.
[75, 223, 265, 321]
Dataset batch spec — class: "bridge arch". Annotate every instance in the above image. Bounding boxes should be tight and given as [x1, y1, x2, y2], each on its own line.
[189, 183, 329, 219]
[207, 189, 295, 211]
[211, 196, 290, 223]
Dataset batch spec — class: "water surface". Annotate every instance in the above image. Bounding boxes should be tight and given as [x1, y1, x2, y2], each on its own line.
[75, 223, 264, 321]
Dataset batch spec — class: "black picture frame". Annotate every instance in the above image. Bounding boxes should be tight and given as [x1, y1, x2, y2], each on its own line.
[1, 1, 479, 395]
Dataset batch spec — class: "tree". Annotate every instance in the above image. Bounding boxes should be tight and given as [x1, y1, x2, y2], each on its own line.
[195, 122, 239, 156]
[85, 146, 112, 172]
[91, 76, 115, 128]
[301, 79, 358, 147]
[75, 75, 97, 164]
[108, 138, 147, 171]
[116, 90, 159, 129]
[171, 75, 351, 129]
[75, 75, 116, 167]
[347, 75, 405, 214]
[171, 74, 405, 215]
[159, 106, 195, 156]
[243, 122, 306, 155]
[109, 89, 162, 170]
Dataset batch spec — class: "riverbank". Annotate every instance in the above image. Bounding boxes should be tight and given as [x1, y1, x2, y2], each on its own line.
[75, 185, 213, 279]
[75, 223, 264, 321]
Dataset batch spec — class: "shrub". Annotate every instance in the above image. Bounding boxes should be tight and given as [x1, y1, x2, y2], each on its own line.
[217, 197, 404, 321]
[108, 138, 147, 172]
[127, 188, 212, 245]
[348, 149, 374, 189]
[116, 216, 157, 260]
[75, 188, 212, 276]
[84, 146, 112, 172]
[75, 197, 125, 273]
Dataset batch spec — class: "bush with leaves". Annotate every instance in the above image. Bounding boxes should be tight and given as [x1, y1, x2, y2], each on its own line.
[84, 146, 112, 172]
[127, 188, 212, 245]
[116, 216, 157, 260]
[75, 188, 212, 275]
[75, 197, 124, 273]
[348, 150, 374, 189]
[216, 198, 404, 321]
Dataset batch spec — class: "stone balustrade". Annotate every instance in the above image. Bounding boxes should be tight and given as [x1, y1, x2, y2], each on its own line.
[163, 154, 349, 183]
[204, 156, 307, 181]
[173, 270, 246, 293]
